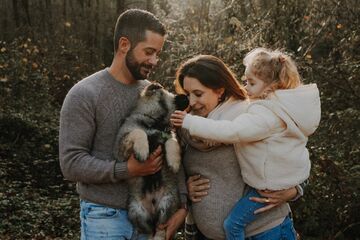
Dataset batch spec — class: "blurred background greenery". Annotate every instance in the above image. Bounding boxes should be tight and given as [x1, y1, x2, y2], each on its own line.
[0, 0, 359, 239]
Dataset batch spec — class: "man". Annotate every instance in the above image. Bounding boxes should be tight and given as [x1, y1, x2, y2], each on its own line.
[59, 9, 187, 239]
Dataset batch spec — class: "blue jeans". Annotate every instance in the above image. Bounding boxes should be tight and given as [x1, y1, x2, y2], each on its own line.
[224, 188, 296, 240]
[246, 216, 297, 240]
[80, 200, 148, 240]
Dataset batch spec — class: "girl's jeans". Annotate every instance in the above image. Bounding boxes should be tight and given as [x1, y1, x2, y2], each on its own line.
[224, 188, 297, 240]
[80, 200, 148, 240]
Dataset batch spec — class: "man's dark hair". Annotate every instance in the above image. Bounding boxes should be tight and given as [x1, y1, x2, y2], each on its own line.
[113, 9, 166, 52]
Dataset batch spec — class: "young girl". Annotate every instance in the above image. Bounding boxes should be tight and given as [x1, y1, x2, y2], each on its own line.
[171, 48, 321, 240]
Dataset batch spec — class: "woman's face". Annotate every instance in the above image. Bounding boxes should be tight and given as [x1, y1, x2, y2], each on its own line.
[183, 76, 224, 117]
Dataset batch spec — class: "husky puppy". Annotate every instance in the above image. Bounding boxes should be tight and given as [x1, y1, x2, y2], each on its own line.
[115, 83, 188, 239]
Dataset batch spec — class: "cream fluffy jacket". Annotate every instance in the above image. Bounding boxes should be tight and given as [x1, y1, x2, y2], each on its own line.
[183, 84, 321, 190]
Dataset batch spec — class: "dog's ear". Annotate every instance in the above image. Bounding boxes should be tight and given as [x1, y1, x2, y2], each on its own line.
[147, 83, 163, 91]
[144, 83, 164, 97]
[174, 94, 189, 111]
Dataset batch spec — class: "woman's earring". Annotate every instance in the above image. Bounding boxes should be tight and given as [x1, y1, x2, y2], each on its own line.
[218, 94, 224, 103]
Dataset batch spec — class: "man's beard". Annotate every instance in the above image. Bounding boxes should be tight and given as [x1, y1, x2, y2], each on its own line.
[126, 49, 153, 80]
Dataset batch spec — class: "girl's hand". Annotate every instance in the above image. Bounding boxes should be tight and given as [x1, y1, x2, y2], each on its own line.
[187, 174, 210, 202]
[250, 187, 298, 214]
[170, 110, 187, 128]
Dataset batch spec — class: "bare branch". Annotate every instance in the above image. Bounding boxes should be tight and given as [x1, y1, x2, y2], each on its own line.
[210, 0, 235, 17]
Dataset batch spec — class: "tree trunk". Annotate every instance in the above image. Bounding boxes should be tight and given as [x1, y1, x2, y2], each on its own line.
[45, 0, 53, 34]
[63, 0, 67, 20]
[21, 0, 31, 26]
[12, 0, 19, 28]
[116, 0, 125, 15]
[199, 0, 210, 34]
[239, 0, 248, 22]
[146, 0, 153, 12]
[92, 0, 100, 61]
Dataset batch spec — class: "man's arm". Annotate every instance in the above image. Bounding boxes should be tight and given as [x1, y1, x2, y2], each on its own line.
[291, 179, 308, 201]
[59, 92, 122, 183]
[59, 91, 163, 184]
[251, 180, 308, 214]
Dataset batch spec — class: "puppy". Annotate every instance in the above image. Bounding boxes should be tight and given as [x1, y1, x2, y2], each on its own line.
[115, 82, 188, 239]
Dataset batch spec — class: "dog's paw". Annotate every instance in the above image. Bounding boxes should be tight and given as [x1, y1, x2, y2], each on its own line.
[127, 129, 149, 162]
[165, 137, 181, 173]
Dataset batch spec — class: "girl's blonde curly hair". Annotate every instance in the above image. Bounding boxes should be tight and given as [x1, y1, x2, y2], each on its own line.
[243, 48, 301, 93]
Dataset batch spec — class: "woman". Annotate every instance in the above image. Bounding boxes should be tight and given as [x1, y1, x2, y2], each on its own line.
[170, 55, 300, 239]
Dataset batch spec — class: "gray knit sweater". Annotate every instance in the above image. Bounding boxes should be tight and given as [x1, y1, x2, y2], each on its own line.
[59, 69, 150, 208]
[183, 144, 290, 239]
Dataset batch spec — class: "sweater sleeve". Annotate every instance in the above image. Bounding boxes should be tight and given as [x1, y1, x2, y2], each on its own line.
[182, 104, 283, 143]
[59, 91, 129, 184]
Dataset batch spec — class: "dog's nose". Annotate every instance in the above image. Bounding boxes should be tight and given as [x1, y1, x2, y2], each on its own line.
[175, 94, 189, 111]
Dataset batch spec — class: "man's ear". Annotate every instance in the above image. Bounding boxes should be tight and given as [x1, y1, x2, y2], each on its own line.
[118, 37, 131, 54]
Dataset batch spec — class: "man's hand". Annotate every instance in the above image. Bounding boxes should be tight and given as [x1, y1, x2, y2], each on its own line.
[250, 187, 298, 214]
[127, 146, 163, 177]
[187, 175, 210, 203]
[157, 208, 187, 240]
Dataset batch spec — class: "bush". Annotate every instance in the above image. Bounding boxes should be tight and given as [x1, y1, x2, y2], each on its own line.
[0, 36, 103, 238]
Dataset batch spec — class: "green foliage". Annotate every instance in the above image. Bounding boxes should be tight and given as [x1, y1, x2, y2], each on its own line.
[0, 36, 102, 238]
[0, 0, 359, 239]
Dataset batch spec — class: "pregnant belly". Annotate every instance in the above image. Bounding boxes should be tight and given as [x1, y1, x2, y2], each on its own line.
[191, 177, 243, 240]
[182, 144, 245, 239]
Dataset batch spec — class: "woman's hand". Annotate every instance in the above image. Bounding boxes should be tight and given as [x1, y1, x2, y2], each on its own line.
[170, 110, 187, 128]
[187, 175, 210, 202]
[250, 187, 298, 214]
[157, 208, 187, 240]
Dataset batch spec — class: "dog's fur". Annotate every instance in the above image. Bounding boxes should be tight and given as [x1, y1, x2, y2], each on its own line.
[115, 83, 187, 239]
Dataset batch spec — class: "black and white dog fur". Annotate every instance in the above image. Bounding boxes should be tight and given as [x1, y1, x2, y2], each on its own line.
[115, 83, 188, 239]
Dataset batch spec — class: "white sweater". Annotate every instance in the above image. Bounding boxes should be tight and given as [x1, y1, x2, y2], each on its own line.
[183, 84, 321, 190]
